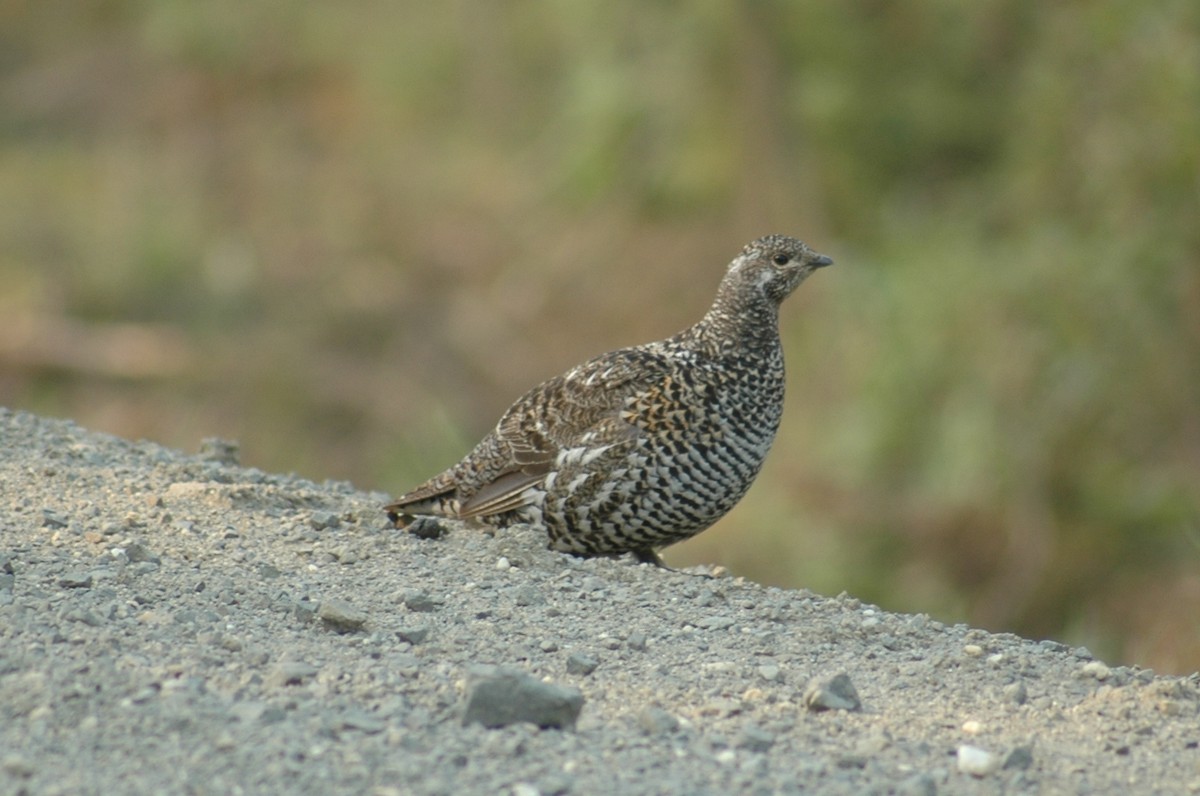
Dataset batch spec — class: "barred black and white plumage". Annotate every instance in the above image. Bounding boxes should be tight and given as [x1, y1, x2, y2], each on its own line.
[386, 235, 833, 565]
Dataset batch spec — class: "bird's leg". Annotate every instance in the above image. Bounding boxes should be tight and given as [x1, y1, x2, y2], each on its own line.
[632, 548, 669, 568]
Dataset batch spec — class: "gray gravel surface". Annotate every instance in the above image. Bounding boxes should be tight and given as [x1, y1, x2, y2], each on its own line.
[2, 408, 1198, 795]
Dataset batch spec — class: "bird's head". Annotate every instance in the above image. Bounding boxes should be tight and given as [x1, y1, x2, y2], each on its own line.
[728, 234, 834, 304]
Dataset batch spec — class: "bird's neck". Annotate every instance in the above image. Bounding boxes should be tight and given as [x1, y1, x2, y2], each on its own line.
[686, 286, 782, 358]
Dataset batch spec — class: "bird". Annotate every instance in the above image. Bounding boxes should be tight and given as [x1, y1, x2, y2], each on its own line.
[386, 234, 833, 566]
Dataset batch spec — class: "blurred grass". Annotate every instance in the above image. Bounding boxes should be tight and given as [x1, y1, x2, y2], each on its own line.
[2, 2, 1198, 672]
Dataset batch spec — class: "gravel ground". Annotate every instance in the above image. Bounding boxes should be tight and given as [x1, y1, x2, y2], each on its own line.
[1, 407, 1198, 795]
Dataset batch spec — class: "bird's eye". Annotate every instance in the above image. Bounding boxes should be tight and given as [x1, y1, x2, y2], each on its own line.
[772, 254, 790, 266]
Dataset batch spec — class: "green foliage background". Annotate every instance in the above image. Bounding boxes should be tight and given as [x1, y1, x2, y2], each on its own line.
[3, 2, 1198, 671]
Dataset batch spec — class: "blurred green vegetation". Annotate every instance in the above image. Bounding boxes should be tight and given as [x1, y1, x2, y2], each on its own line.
[3, 2, 1198, 672]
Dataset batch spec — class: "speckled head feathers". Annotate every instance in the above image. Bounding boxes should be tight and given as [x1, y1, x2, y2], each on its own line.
[726, 234, 834, 304]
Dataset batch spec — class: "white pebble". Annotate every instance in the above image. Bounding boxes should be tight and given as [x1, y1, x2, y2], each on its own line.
[963, 644, 984, 657]
[1081, 661, 1111, 680]
[961, 720, 984, 735]
[957, 745, 1000, 776]
[495, 556, 511, 571]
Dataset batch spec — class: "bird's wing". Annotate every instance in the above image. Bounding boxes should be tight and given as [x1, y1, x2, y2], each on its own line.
[455, 347, 666, 519]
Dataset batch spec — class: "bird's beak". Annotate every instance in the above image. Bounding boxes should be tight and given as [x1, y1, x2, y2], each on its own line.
[810, 253, 834, 268]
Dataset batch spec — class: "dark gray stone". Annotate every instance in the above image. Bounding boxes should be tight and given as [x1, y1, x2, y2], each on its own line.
[461, 667, 584, 729]
[566, 653, 599, 676]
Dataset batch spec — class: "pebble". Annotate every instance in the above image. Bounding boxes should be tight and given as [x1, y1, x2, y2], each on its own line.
[42, 508, 70, 529]
[337, 709, 387, 734]
[736, 724, 775, 752]
[198, 438, 240, 465]
[266, 661, 319, 688]
[59, 572, 94, 589]
[461, 667, 584, 730]
[123, 541, 161, 564]
[895, 773, 937, 796]
[758, 664, 782, 682]
[566, 653, 599, 676]
[957, 745, 1000, 776]
[396, 626, 431, 645]
[405, 517, 447, 540]
[308, 511, 341, 530]
[1003, 745, 1034, 770]
[803, 673, 862, 712]
[401, 590, 441, 612]
[1004, 682, 1029, 705]
[1081, 661, 1111, 681]
[1, 753, 35, 779]
[638, 707, 680, 735]
[318, 599, 368, 632]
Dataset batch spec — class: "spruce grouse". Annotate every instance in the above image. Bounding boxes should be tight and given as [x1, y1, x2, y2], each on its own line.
[386, 235, 833, 565]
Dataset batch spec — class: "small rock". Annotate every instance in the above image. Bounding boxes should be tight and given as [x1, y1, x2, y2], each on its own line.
[1081, 661, 1111, 681]
[705, 747, 733, 766]
[59, 572, 93, 589]
[65, 607, 103, 627]
[406, 517, 447, 540]
[124, 541, 161, 565]
[217, 635, 244, 652]
[338, 708, 387, 734]
[737, 724, 775, 752]
[1003, 745, 1034, 770]
[637, 707, 680, 735]
[1, 754, 35, 779]
[229, 701, 267, 723]
[963, 644, 984, 658]
[626, 632, 647, 651]
[318, 599, 368, 632]
[309, 511, 341, 531]
[1004, 681, 1028, 705]
[266, 661, 319, 688]
[895, 773, 937, 796]
[566, 653, 599, 676]
[396, 626, 430, 645]
[402, 590, 441, 613]
[513, 585, 544, 606]
[42, 508, 70, 529]
[803, 673, 862, 712]
[697, 615, 736, 631]
[291, 599, 318, 622]
[331, 546, 358, 564]
[198, 437, 241, 465]
[957, 745, 1000, 776]
[461, 667, 584, 730]
[758, 664, 782, 682]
